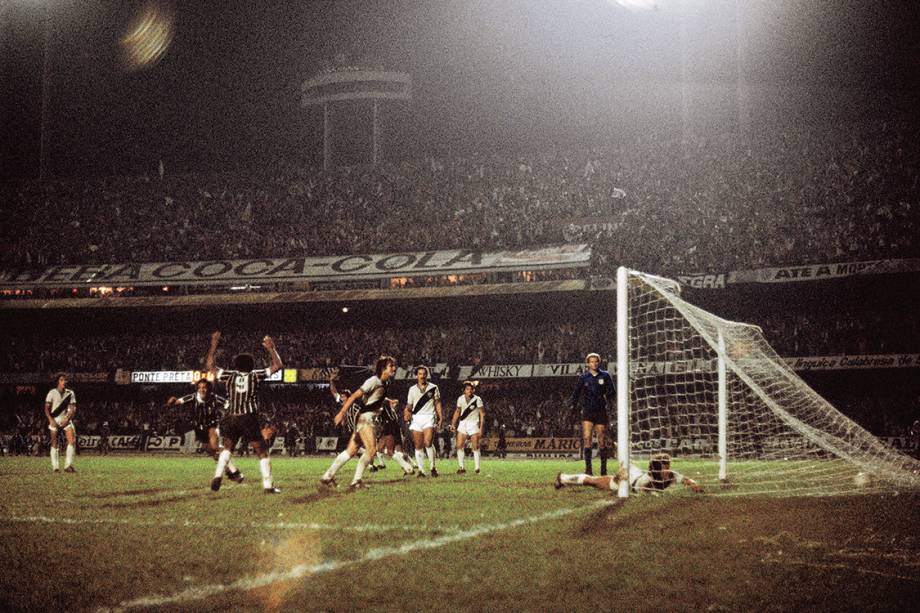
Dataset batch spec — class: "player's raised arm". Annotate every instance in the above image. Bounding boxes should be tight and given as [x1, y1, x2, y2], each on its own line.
[262, 335, 282, 374]
[205, 330, 221, 373]
[334, 388, 365, 426]
[167, 393, 193, 407]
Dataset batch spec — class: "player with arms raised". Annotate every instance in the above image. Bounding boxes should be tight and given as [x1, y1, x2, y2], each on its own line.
[206, 331, 283, 494]
[45, 373, 77, 473]
[404, 365, 443, 477]
[451, 380, 485, 474]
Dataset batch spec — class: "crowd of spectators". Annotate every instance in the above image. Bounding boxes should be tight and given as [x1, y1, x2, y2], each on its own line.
[3, 121, 918, 457]
[0, 321, 602, 373]
[3, 122, 918, 277]
[2, 301, 917, 375]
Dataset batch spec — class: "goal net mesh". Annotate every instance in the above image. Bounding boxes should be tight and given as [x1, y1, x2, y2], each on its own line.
[626, 269, 920, 496]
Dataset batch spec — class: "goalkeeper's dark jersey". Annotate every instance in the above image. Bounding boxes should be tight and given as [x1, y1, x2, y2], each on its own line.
[570, 369, 615, 412]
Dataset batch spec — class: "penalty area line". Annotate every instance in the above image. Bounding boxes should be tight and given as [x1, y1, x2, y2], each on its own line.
[103, 499, 616, 611]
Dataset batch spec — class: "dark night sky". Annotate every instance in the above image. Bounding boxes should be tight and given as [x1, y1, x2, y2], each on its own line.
[2, 0, 919, 180]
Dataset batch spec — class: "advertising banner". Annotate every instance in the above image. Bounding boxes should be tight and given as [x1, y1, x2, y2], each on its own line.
[315, 437, 339, 451]
[0, 244, 591, 289]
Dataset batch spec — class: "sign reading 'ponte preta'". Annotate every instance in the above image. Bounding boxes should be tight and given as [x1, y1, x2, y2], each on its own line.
[0, 244, 591, 289]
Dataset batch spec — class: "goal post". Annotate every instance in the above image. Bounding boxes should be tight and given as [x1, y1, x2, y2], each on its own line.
[616, 266, 630, 498]
[615, 266, 920, 496]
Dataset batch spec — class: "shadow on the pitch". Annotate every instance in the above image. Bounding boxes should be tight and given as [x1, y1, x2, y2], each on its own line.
[370, 477, 413, 486]
[290, 477, 410, 502]
[289, 491, 336, 504]
[95, 492, 206, 509]
[79, 487, 172, 499]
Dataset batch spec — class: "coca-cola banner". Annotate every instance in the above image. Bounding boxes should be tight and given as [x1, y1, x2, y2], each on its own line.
[0, 244, 591, 289]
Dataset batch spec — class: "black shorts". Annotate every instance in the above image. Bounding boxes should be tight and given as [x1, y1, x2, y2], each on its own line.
[378, 418, 402, 440]
[221, 413, 265, 444]
[194, 425, 218, 444]
[582, 408, 608, 425]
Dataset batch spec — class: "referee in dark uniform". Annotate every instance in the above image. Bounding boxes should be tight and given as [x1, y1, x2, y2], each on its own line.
[570, 352, 615, 475]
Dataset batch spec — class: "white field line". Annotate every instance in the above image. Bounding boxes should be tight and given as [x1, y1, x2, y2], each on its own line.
[761, 558, 920, 583]
[103, 499, 616, 612]
[0, 514, 463, 535]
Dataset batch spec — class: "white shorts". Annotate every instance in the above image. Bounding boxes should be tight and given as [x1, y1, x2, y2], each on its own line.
[49, 414, 75, 433]
[354, 412, 377, 437]
[457, 422, 480, 437]
[601, 465, 644, 492]
[409, 413, 436, 433]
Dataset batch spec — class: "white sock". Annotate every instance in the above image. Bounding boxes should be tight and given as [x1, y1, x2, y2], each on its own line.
[473, 449, 481, 471]
[457, 448, 465, 469]
[391, 451, 414, 472]
[50, 447, 60, 470]
[215, 449, 231, 479]
[324, 450, 352, 479]
[414, 449, 427, 474]
[426, 446, 436, 470]
[226, 459, 239, 474]
[561, 473, 586, 486]
[352, 451, 371, 484]
[260, 458, 272, 489]
[65, 444, 75, 468]
[375, 453, 386, 466]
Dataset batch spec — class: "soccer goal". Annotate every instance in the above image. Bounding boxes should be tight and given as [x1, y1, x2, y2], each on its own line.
[615, 267, 920, 497]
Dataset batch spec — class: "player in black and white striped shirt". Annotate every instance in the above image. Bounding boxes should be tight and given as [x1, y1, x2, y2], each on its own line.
[167, 378, 243, 484]
[206, 331, 283, 494]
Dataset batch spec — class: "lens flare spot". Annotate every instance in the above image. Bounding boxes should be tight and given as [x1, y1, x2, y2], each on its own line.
[119, 1, 175, 72]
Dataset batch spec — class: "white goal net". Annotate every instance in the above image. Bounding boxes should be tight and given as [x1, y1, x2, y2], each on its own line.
[619, 268, 920, 496]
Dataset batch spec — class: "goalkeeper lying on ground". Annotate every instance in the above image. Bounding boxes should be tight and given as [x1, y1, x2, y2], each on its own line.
[555, 453, 703, 494]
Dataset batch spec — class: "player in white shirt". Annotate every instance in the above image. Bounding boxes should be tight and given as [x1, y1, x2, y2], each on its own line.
[554, 453, 702, 493]
[404, 366, 443, 477]
[451, 380, 485, 474]
[44, 373, 77, 472]
[322, 356, 400, 490]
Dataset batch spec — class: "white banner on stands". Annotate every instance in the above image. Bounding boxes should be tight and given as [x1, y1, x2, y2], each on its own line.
[315, 437, 339, 451]
[680, 258, 920, 288]
[0, 244, 591, 288]
[459, 354, 920, 379]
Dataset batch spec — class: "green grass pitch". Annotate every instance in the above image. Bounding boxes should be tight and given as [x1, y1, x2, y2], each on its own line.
[1, 455, 918, 611]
